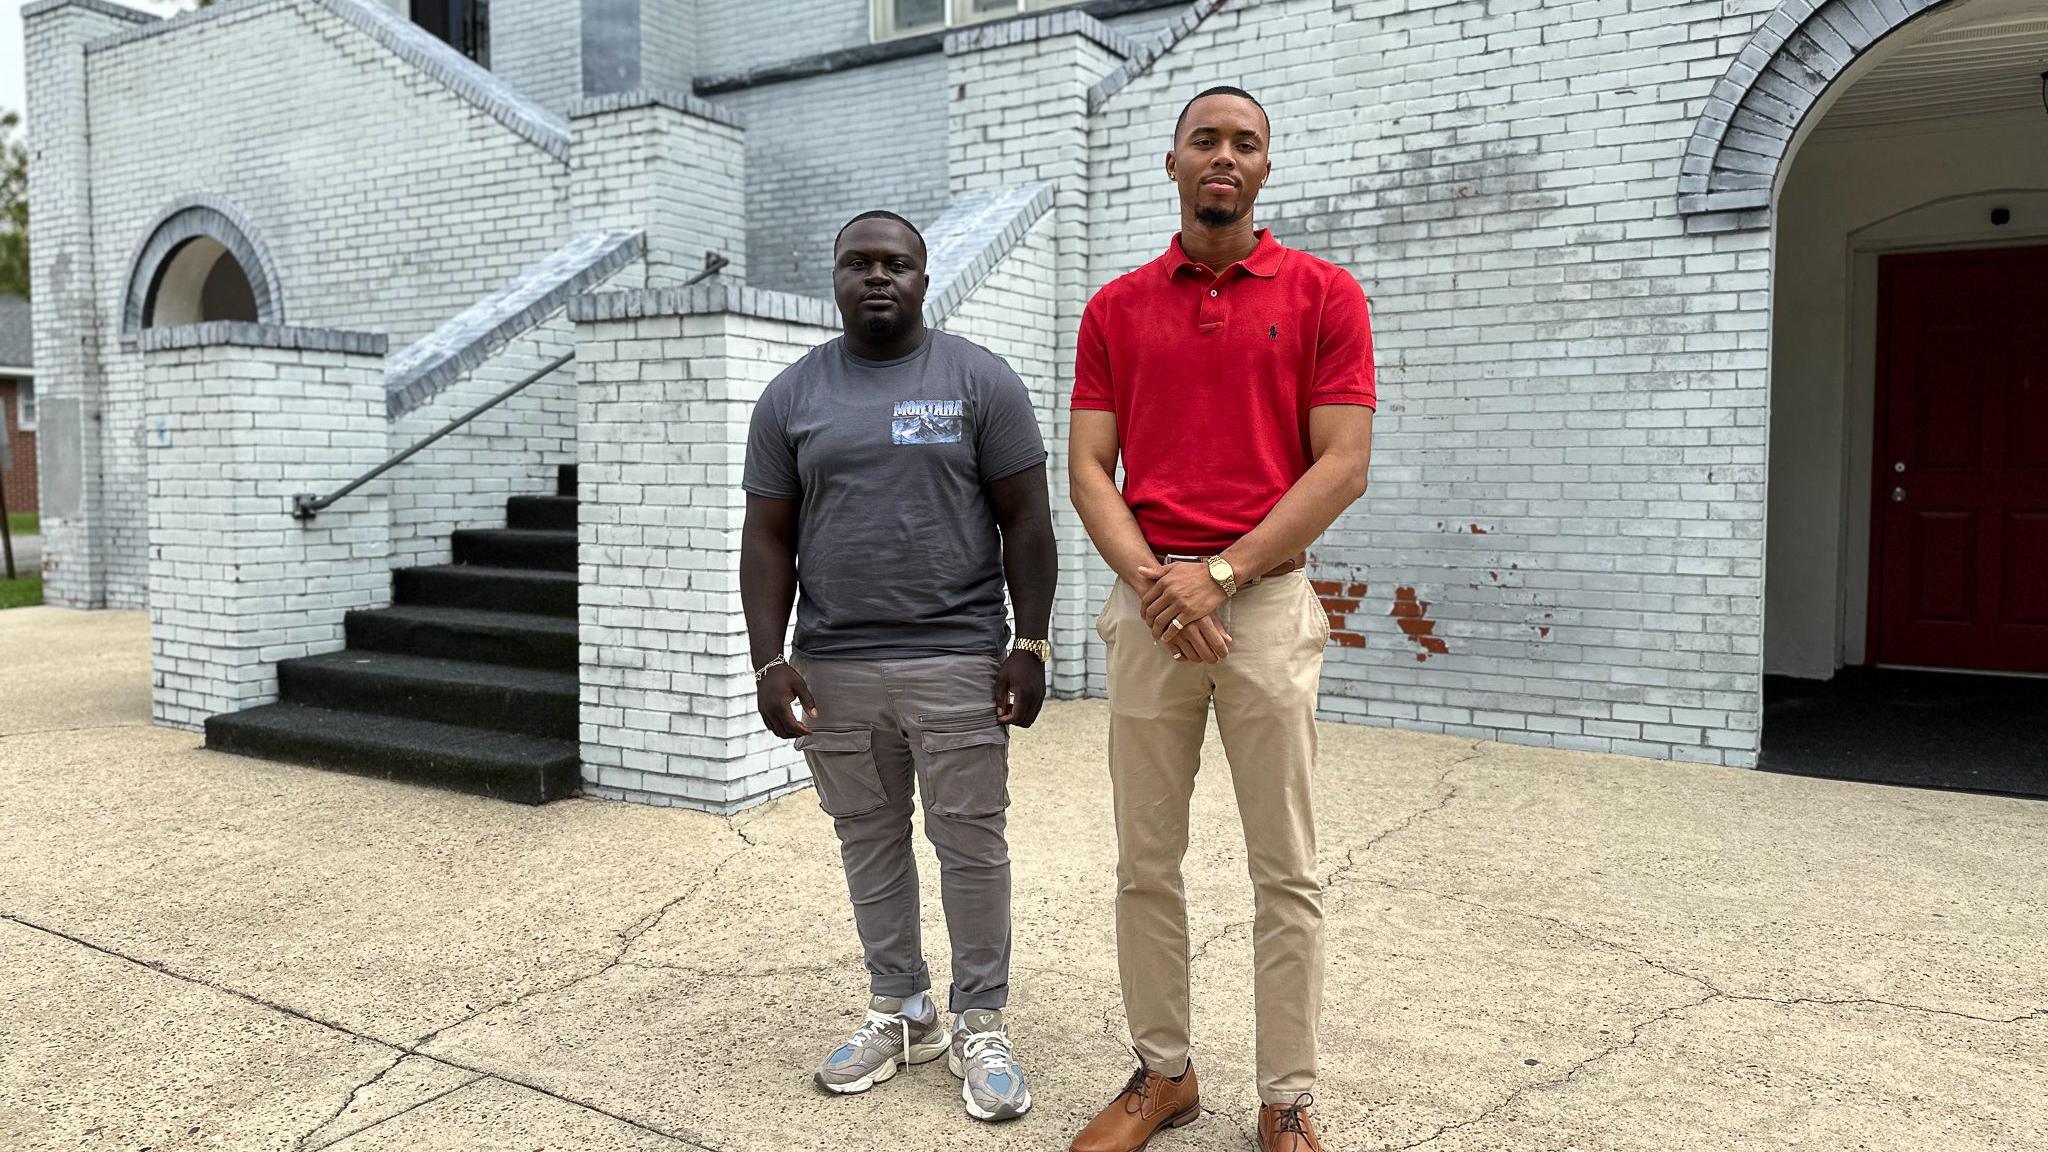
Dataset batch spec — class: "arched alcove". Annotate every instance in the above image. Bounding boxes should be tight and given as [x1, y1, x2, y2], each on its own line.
[122, 197, 284, 336]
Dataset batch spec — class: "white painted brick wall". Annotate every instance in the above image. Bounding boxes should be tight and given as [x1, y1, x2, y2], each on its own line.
[573, 300, 836, 812]
[491, 0, 583, 112]
[143, 329, 389, 731]
[569, 94, 749, 285]
[77, 0, 571, 610]
[716, 55, 951, 295]
[1085, 0, 1779, 766]
[386, 321, 576, 572]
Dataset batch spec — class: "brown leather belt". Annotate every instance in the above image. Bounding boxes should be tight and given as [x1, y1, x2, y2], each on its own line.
[1153, 550, 1306, 585]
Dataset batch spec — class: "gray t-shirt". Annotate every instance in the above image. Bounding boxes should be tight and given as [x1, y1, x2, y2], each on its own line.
[743, 330, 1047, 660]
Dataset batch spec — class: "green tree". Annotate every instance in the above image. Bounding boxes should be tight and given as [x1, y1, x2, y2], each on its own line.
[0, 109, 27, 300]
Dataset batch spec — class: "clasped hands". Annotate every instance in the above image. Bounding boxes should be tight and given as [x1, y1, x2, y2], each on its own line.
[1136, 561, 1233, 664]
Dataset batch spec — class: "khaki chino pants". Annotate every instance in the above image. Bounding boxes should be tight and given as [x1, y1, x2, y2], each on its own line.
[1097, 571, 1329, 1104]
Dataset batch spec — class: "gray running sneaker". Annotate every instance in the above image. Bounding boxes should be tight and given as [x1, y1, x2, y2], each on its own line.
[814, 995, 949, 1095]
[948, 1008, 1032, 1121]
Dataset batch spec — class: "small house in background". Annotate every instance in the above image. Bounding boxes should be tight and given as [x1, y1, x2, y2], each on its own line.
[0, 294, 34, 519]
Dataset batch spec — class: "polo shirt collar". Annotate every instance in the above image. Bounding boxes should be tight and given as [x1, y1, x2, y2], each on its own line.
[1167, 228, 1286, 279]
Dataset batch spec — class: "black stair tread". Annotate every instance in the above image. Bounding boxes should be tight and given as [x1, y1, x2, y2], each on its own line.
[506, 494, 578, 530]
[453, 528, 577, 544]
[402, 563, 576, 586]
[353, 604, 578, 636]
[285, 648, 577, 694]
[205, 703, 579, 804]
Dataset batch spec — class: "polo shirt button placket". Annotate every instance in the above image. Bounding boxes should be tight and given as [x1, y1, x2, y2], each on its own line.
[1199, 282, 1226, 334]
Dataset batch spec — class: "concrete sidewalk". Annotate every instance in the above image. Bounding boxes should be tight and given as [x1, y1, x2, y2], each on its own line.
[1, 605, 2043, 1151]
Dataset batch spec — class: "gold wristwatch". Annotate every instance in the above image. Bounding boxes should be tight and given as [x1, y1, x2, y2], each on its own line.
[1204, 555, 1239, 598]
[1013, 638, 1052, 664]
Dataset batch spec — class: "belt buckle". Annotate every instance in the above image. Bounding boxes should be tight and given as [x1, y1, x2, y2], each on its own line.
[1161, 553, 1204, 565]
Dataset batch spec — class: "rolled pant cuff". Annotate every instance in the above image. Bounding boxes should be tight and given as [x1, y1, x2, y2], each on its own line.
[1259, 1084, 1317, 1107]
[1139, 1051, 1192, 1080]
[948, 982, 1008, 1014]
[870, 967, 933, 1000]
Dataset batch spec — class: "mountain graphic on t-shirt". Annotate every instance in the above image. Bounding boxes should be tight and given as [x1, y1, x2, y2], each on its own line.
[892, 399, 964, 445]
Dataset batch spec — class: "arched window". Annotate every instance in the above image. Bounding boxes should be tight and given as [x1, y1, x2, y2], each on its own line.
[122, 197, 283, 338]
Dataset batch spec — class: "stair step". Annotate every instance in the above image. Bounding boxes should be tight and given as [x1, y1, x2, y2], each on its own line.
[395, 564, 576, 618]
[452, 528, 576, 572]
[205, 703, 579, 805]
[507, 494, 577, 532]
[346, 605, 577, 670]
[558, 464, 578, 498]
[279, 650, 577, 740]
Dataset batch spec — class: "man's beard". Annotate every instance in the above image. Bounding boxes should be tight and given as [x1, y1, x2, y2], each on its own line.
[1195, 203, 1241, 227]
[862, 312, 902, 340]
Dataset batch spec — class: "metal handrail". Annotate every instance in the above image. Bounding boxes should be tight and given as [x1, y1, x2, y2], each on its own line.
[292, 350, 575, 521]
[291, 252, 732, 522]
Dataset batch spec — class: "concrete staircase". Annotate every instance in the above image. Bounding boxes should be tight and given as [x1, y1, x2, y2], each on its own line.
[205, 466, 581, 804]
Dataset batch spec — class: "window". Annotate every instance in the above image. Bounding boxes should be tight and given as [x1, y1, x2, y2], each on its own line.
[13, 380, 31, 433]
[872, 0, 1075, 41]
[411, 0, 490, 66]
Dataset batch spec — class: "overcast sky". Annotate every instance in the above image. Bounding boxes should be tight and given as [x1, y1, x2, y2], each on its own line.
[2, 0, 193, 131]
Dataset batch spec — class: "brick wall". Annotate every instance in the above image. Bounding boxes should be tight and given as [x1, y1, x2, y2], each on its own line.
[77, 0, 571, 609]
[491, 0, 583, 111]
[693, 0, 869, 77]
[141, 323, 389, 731]
[569, 286, 838, 812]
[1085, 0, 1779, 766]
[0, 378, 37, 517]
[717, 54, 951, 296]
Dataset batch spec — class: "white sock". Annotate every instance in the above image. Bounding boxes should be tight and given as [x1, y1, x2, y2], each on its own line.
[900, 991, 933, 1020]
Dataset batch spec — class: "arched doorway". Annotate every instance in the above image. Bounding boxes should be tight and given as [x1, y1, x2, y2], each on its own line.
[122, 197, 284, 336]
[1740, 0, 2048, 793]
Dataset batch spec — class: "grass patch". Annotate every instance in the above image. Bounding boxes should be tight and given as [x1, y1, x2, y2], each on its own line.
[0, 576, 42, 610]
[4, 511, 35, 536]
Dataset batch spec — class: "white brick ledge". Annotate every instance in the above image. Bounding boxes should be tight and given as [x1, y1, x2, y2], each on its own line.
[944, 8, 1136, 58]
[569, 283, 839, 328]
[1089, 0, 1232, 112]
[82, 0, 572, 162]
[921, 184, 1054, 326]
[21, 0, 152, 24]
[386, 230, 644, 418]
[569, 88, 746, 130]
[138, 321, 388, 356]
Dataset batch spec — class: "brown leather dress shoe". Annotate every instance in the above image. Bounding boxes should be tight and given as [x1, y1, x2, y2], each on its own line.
[1258, 1093, 1326, 1152]
[1069, 1060, 1202, 1152]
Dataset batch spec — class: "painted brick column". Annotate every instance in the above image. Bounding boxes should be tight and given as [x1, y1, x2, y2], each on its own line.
[23, 0, 154, 607]
[141, 323, 390, 732]
[947, 12, 1125, 698]
[569, 92, 747, 288]
[569, 285, 837, 812]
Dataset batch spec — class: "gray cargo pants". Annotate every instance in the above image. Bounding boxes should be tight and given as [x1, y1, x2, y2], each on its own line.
[791, 651, 1012, 1012]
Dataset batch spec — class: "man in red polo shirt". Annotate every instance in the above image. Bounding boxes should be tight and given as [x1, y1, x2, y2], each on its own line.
[1067, 86, 1376, 1152]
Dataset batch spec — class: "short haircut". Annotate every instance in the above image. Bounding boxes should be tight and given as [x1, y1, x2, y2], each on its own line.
[1173, 85, 1269, 144]
[835, 210, 927, 259]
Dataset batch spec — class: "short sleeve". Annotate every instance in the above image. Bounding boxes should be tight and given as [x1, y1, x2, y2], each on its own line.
[1309, 273, 1377, 409]
[1071, 291, 1116, 412]
[976, 358, 1048, 484]
[741, 379, 801, 499]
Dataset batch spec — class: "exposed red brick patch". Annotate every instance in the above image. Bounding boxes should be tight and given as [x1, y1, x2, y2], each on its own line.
[1312, 579, 1343, 596]
[1332, 632, 1366, 649]
[1469, 523, 1486, 534]
[1538, 626, 1550, 638]
[1390, 587, 1449, 662]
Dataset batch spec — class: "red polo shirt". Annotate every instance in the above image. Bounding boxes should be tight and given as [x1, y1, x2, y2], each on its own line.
[1072, 229, 1376, 555]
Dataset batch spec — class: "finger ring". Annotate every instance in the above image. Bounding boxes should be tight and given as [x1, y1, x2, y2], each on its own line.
[1169, 617, 1185, 631]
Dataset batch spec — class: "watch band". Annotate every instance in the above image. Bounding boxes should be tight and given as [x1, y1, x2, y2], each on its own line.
[1204, 555, 1239, 598]
[1013, 638, 1051, 664]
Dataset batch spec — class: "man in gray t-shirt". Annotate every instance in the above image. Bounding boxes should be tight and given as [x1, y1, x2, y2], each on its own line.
[739, 211, 1056, 1124]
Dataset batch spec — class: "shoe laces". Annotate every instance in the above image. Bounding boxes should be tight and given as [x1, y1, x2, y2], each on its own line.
[1115, 1058, 1152, 1111]
[849, 1006, 911, 1055]
[1275, 1092, 1314, 1134]
[960, 1027, 1015, 1075]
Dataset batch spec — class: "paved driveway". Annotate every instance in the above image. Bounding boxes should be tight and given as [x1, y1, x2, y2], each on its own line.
[2, 606, 2043, 1150]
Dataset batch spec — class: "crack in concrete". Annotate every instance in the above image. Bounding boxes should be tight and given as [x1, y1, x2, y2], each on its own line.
[301, 1071, 485, 1152]
[0, 911, 730, 1152]
[294, 1050, 408, 1152]
[0, 721, 151, 740]
[1385, 990, 1720, 1151]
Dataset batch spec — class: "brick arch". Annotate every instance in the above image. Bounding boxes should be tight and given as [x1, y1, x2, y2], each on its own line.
[121, 195, 286, 336]
[1677, 0, 1955, 218]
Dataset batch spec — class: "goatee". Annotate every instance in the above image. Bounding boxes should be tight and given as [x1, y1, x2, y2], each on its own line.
[862, 313, 898, 339]
[1194, 204, 1241, 227]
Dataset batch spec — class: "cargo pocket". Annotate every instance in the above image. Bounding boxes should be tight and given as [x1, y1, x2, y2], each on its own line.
[795, 727, 886, 817]
[917, 724, 1011, 818]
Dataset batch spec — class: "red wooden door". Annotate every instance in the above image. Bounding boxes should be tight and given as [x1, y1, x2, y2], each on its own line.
[1871, 245, 2048, 674]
